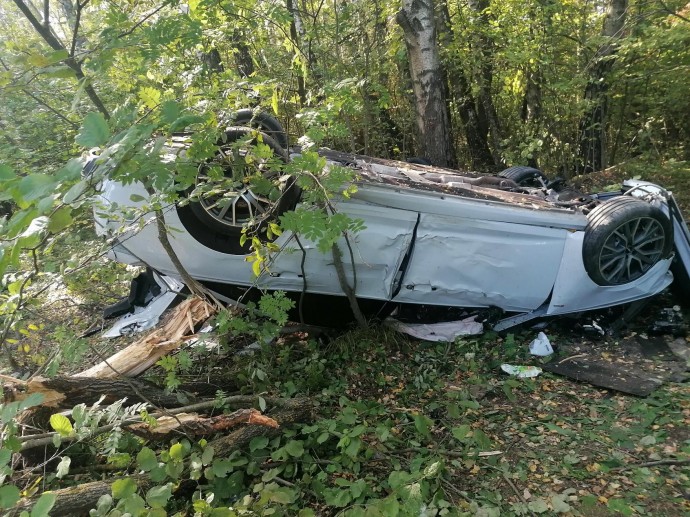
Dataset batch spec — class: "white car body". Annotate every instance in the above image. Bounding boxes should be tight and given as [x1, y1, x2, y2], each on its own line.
[92, 149, 688, 328]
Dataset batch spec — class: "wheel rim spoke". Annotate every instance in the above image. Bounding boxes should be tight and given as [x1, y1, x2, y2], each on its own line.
[599, 216, 666, 284]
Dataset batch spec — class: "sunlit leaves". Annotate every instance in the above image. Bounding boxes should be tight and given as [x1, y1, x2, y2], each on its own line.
[76, 113, 110, 148]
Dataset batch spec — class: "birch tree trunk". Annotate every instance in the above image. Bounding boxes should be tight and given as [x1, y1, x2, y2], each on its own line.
[397, 0, 455, 167]
[578, 0, 628, 173]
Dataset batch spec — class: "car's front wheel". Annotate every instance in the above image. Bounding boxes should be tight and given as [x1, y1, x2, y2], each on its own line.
[583, 196, 673, 285]
[176, 127, 300, 254]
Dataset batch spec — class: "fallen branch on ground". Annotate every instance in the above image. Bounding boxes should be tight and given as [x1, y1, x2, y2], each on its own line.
[20, 395, 294, 450]
[2, 375, 195, 408]
[75, 297, 216, 378]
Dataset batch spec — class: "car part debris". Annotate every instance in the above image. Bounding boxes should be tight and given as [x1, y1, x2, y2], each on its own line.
[103, 274, 184, 338]
[650, 306, 687, 337]
[529, 332, 554, 356]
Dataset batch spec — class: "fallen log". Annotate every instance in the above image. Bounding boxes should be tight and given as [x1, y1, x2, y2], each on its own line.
[20, 395, 292, 451]
[3, 376, 195, 409]
[8, 477, 148, 517]
[210, 398, 312, 458]
[128, 408, 278, 439]
[75, 297, 215, 378]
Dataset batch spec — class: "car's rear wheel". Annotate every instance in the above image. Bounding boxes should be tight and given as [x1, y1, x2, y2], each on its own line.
[499, 166, 546, 187]
[230, 109, 288, 149]
[583, 196, 673, 285]
[177, 127, 300, 254]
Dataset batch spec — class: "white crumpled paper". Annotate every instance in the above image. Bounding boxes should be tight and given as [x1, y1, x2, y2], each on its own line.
[385, 315, 483, 342]
[529, 331, 554, 356]
[500, 364, 543, 378]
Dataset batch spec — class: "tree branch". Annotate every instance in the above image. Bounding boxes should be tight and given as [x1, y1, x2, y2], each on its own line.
[11, 0, 111, 119]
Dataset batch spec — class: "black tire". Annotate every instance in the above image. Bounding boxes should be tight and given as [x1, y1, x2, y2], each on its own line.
[177, 127, 300, 254]
[499, 166, 546, 187]
[230, 109, 289, 149]
[583, 196, 673, 286]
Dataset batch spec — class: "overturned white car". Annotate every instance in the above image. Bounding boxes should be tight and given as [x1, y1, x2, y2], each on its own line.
[88, 112, 690, 329]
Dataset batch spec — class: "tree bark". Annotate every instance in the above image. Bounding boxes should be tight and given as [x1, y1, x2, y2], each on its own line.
[4, 376, 194, 408]
[396, 0, 455, 167]
[436, 0, 493, 169]
[468, 0, 503, 166]
[578, 0, 628, 173]
[209, 398, 312, 457]
[9, 479, 148, 516]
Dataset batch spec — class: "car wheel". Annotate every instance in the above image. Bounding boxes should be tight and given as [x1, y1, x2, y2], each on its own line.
[230, 109, 289, 149]
[499, 166, 546, 187]
[178, 127, 300, 254]
[583, 196, 673, 286]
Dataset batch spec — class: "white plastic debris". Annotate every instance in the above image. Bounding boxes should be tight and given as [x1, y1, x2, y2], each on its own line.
[500, 364, 542, 378]
[529, 331, 554, 356]
[385, 315, 483, 342]
[103, 275, 183, 338]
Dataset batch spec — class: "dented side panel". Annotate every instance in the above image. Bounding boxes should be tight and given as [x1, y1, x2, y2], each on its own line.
[393, 213, 568, 311]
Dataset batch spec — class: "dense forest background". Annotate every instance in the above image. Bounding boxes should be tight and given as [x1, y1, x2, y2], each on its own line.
[1, 0, 689, 178]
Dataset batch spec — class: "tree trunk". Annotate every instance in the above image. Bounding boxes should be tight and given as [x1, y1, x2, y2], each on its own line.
[396, 0, 455, 167]
[231, 30, 254, 77]
[436, 0, 493, 170]
[287, 0, 307, 105]
[578, 0, 628, 173]
[468, 0, 503, 166]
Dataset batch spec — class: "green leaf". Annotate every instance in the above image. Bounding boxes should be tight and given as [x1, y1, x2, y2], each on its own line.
[55, 456, 71, 478]
[201, 445, 214, 466]
[111, 478, 137, 500]
[47, 207, 73, 233]
[0, 164, 16, 181]
[607, 498, 633, 516]
[412, 413, 431, 438]
[76, 112, 110, 147]
[527, 498, 549, 513]
[473, 429, 492, 450]
[145, 484, 172, 508]
[63, 180, 87, 204]
[16, 175, 58, 204]
[139, 87, 161, 110]
[169, 443, 186, 460]
[136, 447, 158, 471]
[30, 492, 56, 517]
[452, 425, 471, 441]
[250, 436, 269, 452]
[284, 440, 304, 457]
[0, 485, 21, 509]
[161, 101, 181, 124]
[49, 414, 73, 437]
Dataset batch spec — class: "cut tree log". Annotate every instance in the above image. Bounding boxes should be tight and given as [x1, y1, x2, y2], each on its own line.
[3, 376, 196, 408]
[75, 297, 216, 378]
[210, 398, 312, 457]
